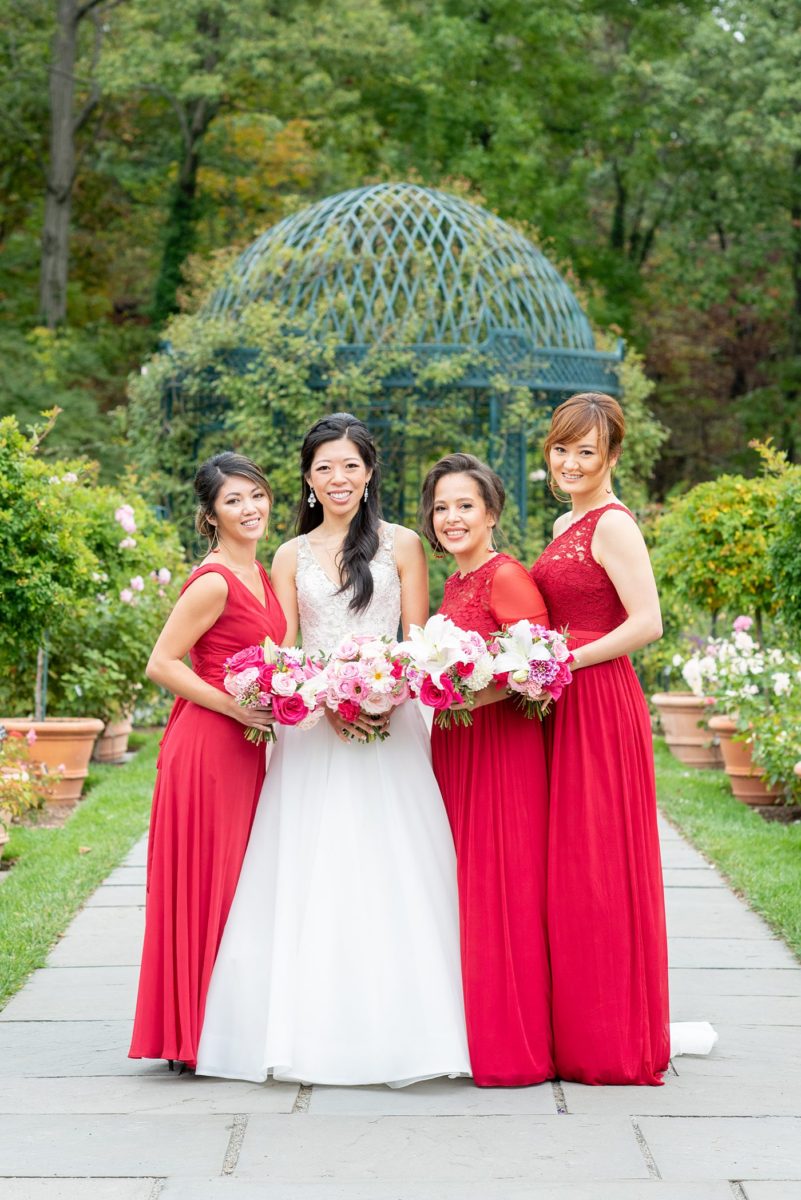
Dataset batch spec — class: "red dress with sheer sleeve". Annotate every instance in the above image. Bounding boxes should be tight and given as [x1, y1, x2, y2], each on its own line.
[431, 553, 554, 1087]
[129, 562, 287, 1069]
[531, 504, 670, 1085]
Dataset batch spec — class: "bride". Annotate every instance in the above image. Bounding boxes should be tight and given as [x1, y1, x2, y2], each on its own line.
[196, 413, 470, 1086]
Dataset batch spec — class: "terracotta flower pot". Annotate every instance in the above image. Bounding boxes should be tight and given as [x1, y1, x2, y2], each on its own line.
[0, 718, 104, 805]
[651, 692, 722, 768]
[707, 714, 784, 806]
[92, 716, 133, 765]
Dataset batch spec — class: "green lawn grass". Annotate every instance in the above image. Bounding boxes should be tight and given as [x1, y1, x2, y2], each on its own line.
[655, 738, 801, 961]
[0, 731, 158, 1009]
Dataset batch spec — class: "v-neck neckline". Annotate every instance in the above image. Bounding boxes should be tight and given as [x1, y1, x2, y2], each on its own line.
[303, 535, 344, 590]
[206, 560, 269, 608]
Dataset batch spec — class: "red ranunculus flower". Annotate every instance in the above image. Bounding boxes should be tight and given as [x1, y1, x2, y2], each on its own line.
[337, 699, 361, 724]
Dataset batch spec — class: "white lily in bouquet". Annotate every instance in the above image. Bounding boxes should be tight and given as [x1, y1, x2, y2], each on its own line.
[398, 614, 495, 728]
[490, 619, 573, 719]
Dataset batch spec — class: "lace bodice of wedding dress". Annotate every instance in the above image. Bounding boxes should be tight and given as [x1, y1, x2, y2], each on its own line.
[296, 523, 401, 654]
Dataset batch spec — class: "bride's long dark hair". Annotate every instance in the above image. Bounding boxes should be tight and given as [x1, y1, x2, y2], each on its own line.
[296, 413, 383, 613]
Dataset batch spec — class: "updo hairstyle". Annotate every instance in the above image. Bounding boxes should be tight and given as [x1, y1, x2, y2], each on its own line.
[420, 453, 506, 554]
[194, 452, 273, 544]
[543, 392, 625, 500]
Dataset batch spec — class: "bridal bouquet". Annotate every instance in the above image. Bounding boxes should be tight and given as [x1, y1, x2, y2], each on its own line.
[490, 619, 573, 719]
[223, 639, 328, 743]
[398, 614, 495, 728]
[319, 634, 410, 742]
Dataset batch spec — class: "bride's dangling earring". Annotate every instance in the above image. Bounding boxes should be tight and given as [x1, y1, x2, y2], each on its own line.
[307, 487, 317, 508]
[363, 484, 369, 504]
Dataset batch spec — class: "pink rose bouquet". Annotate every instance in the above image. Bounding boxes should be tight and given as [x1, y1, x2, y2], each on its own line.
[319, 634, 410, 742]
[398, 614, 494, 728]
[223, 639, 328, 743]
[490, 619, 573, 719]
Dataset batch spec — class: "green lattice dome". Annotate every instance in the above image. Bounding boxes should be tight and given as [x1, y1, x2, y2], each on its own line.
[209, 182, 621, 393]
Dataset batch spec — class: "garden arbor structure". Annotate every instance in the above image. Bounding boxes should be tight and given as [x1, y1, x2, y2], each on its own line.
[200, 182, 622, 533]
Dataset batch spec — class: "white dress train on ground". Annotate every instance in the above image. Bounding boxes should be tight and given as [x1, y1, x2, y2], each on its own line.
[196, 526, 470, 1086]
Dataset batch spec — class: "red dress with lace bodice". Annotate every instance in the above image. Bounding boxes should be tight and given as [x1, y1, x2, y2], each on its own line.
[129, 562, 287, 1068]
[431, 554, 554, 1087]
[531, 505, 669, 1085]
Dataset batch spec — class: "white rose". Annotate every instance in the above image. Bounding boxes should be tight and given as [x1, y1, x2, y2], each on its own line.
[271, 672, 298, 696]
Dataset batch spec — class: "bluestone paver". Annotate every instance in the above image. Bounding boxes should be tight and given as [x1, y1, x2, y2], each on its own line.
[2, 808, 800, 1197]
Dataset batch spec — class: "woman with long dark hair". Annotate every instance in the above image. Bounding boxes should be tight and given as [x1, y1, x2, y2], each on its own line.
[129, 453, 286, 1071]
[196, 414, 469, 1085]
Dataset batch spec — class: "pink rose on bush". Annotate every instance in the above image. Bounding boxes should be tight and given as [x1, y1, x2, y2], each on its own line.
[119, 588, 134, 604]
[271, 693, 309, 726]
[733, 615, 753, 633]
[130, 575, 145, 592]
[157, 567, 172, 585]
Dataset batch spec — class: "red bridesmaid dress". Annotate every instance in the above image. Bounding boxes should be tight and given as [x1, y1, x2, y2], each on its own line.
[129, 562, 286, 1068]
[531, 503, 670, 1085]
[431, 553, 554, 1087]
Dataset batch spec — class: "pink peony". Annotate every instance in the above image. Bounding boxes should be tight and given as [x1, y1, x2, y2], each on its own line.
[271, 693, 310, 726]
[225, 645, 265, 673]
[337, 699, 361, 724]
[419, 674, 457, 711]
[225, 666, 260, 698]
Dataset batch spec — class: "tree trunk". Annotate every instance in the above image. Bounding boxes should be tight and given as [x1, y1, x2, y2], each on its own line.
[39, 0, 79, 329]
[152, 136, 205, 324]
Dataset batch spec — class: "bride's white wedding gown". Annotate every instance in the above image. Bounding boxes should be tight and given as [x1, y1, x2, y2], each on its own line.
[196, 526, 471, 1085]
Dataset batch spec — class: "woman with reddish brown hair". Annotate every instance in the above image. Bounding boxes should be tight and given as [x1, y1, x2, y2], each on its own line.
[531, 392, 670, 1086]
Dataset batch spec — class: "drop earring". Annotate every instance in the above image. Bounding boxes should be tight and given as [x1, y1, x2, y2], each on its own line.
[208, 525, 220, 553]
[307, 487, 317, 508]
[363, 484, 369, 504]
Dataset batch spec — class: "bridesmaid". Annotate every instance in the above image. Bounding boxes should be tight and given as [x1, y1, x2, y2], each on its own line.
[129, 452, 287, 1070]
[421, 453, 554, 1088]
[531, 392, 669, 1086]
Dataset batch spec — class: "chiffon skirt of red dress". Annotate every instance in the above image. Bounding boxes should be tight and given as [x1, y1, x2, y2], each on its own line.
[547, 635, 670, 1085]
[128, 699, 267, 1068]
[432, 700, 553, 1087]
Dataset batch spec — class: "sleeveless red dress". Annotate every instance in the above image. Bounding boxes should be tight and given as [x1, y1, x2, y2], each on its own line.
[531, 504, 670, 1085]
[431, 553, 554, 1087]
[129, 562, 287, 1068]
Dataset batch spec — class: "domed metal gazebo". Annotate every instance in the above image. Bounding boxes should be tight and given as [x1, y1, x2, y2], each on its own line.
[195, 183, 623, 531]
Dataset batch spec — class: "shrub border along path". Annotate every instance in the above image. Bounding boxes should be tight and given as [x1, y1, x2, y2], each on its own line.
[654, 738, 801, 961]
[0, 731, 158, 1009]
[1, 732, 799, 1011]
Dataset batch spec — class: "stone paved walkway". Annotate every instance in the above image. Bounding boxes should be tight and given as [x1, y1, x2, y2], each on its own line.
[2, 813, 801, 1199]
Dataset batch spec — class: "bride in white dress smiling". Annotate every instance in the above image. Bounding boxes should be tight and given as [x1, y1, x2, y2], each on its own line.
[196, 413, 470, 1086]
